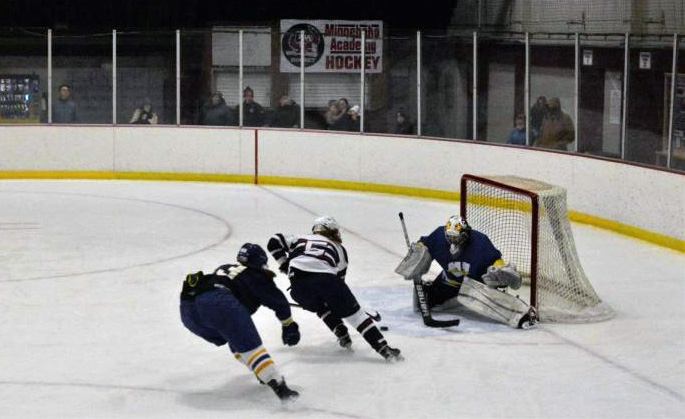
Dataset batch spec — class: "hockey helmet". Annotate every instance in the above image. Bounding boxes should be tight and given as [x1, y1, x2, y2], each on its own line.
[445, 215, 471, 254]
[237, 243, 269, 269]
[312, 215, 342, 243]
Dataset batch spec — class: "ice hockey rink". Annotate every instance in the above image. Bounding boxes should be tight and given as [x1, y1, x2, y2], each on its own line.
[0, 180, 683, 418]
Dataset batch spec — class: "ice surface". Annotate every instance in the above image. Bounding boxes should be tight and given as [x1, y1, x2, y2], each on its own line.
[0, 180, 683, 418]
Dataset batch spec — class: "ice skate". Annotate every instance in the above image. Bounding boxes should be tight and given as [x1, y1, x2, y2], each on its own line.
[518, 307, 539, 330]
[378, 345, 404, 363]
[267, 378, 299, 403]
[334, 324, 352, 350]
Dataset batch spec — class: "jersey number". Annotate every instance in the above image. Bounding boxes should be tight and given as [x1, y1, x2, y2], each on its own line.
[304, 240, 340, 267]
[447, 261, 470, 278]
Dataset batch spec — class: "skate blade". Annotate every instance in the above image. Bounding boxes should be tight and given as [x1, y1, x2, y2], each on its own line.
[385, 354, 405, 363]
[281, 394, 299, 404]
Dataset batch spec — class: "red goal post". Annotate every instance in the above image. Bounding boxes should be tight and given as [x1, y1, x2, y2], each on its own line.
[460, 174, 614, 323]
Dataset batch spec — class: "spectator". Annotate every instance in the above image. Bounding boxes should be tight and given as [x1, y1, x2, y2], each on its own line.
[129, 98, 159, 124]
[271, 95, 300, 128]
[394, 110, 414, 135]
[240, 86, 266, 127]
[325, 100, 347, 131]
[53, 84, 77, 124]
[506, 114, 532, 145]
[338, 98, 350, 115]
[535, 97, 575, 150]
[530, 96, 547, 134]
[346, 105, 361, 132]
[200, 92, 234, 126]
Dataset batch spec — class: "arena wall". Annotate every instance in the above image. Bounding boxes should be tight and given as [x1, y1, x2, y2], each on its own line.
[1, 125, 682, 251]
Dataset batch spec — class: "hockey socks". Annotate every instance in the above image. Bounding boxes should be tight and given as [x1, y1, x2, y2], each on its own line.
[318, 309, 351, 348]
[236, 345, 281, 384]
[344, 309, 402, 360]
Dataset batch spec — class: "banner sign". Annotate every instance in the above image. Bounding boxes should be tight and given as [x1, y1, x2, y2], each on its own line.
[280, 20, 383, 73]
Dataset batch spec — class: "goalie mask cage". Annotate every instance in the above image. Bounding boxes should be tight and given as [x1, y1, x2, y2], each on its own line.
[460, 174, 614, 323]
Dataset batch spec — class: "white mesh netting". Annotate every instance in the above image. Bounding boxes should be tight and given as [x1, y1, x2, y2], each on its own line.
[462, 175, 614, 323]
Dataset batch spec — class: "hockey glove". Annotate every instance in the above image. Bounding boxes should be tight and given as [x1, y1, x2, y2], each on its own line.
[482, 263, 522, 290]
[395, 242, 432, 280]
[281, 322, 300, 346]
[278, 261, 289, 274]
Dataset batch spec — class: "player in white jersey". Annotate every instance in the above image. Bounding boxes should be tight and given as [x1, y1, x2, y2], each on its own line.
[267, 216, 403, 362]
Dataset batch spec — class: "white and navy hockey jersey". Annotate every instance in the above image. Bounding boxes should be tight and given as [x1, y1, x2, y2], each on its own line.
[267, 233, 348, 279]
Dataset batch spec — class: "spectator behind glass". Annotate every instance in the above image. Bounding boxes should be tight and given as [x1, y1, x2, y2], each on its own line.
[325, 100, 345, 131]
[535, 97, 575, 150]
[200, 92, 234, 126]
[346, 105, 361, 132]
[240, 86, 266, 127]
[338, 98, 350, 114]
[271, 95, 300, 128]
[530, 96, 547, 134]
[129, 98, 158, 124]
[53, 84, 78, 124]
[394, 110, 414, 135]
[506, 114, 532, 145]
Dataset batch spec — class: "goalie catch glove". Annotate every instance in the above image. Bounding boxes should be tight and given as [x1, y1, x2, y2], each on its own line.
[482, 262, 522, 290]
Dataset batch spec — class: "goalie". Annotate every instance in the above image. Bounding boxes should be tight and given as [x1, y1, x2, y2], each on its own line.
[396, 215, 538, 329]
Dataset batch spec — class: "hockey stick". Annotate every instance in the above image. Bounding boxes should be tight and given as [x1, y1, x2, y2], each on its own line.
[288, 302, 382, 323]
[398, 212, 460, 328]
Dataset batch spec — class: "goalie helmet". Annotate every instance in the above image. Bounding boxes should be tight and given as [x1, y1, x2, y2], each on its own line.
[312, 215, 342, 243]
[445, 215, 471, 255]
[237, 243, 269, 270]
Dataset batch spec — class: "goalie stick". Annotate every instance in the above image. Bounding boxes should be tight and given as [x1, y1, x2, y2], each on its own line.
[398, 212, 460, 328]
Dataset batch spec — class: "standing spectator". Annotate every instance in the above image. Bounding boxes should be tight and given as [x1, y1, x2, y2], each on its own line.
[394, 110, 414, 135]
[129, 98, 159, 124]
[53, 84, 77, 124]
[271, 96, 300, 128]
[240, 86, 266, 127]
[506, 114, 532, 145]
[530, 96, 547, 134]
[535, 97, 575, 150]
[200, 92, 234, 126]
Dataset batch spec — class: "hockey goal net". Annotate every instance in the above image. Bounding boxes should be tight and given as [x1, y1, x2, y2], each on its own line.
[460, 174, 614, 323]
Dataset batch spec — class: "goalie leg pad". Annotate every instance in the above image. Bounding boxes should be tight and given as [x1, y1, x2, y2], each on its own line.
[456, 277, 531, 328]
[395, 242, 432, 280]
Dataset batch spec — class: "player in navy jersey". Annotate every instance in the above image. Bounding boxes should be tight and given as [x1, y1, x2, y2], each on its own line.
[267, 216, 403, 362]
[180, 243, 300, 402]
[396, 215, 537, 329]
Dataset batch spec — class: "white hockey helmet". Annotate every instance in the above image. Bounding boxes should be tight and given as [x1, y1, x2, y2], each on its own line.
[312, 215, 342, 243]
[445, 215, 471, 254]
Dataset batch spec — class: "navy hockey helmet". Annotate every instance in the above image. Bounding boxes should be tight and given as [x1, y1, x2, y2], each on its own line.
[312, 215, 342, 243]
[445, 215, 471, 254]
[237, 243, 269, 269]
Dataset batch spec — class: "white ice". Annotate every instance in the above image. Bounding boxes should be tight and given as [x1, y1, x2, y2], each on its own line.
[0, 180, 683, 418]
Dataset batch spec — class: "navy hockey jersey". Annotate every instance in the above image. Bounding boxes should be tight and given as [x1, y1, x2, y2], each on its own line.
[180, 264, 292, 322]
[419, 226, 502, 284]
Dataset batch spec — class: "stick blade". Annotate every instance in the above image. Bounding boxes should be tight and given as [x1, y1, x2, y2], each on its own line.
[425, 318, 460, 328]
